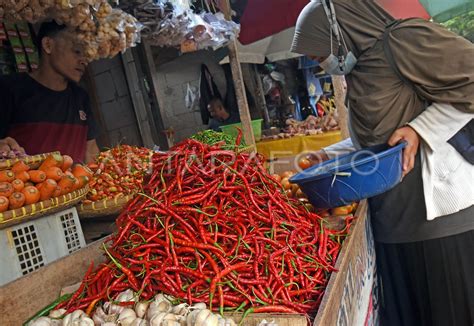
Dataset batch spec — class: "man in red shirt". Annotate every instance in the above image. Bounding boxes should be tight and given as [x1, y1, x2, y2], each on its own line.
[0, 21, 99, 163]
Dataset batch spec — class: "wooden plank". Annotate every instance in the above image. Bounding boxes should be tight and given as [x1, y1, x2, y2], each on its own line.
[313, 201, 371, 325]
[82, 69, 111, 148]
[224, 312, 307, 326]
[228, 40, 256, 149]
[142, 42, 173, 150]
[121, 50, 156, 148]
[253, 65, 271, 126]
[0, 240, 106, 325]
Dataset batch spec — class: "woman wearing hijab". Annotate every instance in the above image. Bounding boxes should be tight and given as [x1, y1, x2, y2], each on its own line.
[291, 1, 474, 325]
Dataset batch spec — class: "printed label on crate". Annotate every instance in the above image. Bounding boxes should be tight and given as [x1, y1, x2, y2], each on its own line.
[336, 217, 378, 326]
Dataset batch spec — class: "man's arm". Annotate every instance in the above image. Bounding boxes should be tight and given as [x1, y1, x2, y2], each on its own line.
[85, 139, 99, 163]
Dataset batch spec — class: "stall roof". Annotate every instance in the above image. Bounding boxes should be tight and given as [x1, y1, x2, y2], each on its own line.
[237, 0, 444, 46]
[220, 27, 301, 64]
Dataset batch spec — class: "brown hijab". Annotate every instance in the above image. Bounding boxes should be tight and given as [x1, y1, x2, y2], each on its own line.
[291, 0, 474, 147]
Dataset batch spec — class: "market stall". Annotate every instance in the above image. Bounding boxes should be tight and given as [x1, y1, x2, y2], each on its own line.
[257, 131, 342, 159]
[0, 2, 374, 325]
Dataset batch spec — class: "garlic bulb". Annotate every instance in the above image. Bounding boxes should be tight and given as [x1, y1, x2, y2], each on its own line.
[120, 308, 137, 320]
[120, 316, 137, 326]
[49, 309, 67, 319]
[78, 316, 94, 326]
[131, 318, 149, 326]
[150, 312, 180, 325]
[135, 301, 150, 319]
[30, 317, 52, 326]
[147, 301, 172, 320]
[171, 304, 189, 316]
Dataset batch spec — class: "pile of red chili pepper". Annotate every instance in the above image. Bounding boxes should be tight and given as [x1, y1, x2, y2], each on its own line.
[59, 138, 354, 319]
[84, 145, 152, 202]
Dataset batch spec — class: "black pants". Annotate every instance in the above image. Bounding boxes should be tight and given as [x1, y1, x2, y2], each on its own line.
[375, 230, 474, 326]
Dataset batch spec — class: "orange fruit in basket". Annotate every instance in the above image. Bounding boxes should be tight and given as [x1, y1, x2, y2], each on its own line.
[0, 182, 14, 198]
[52, 186, 62, 198]
[28, 170, 47, 183]
[331, 205, 353, 216]
[39, 179, 57, 201]
[0, 170, 15, 183]
[281, 178, 292, 190]
[298, 157, 312, 170]
[280, 171, 295, 179]
[72, 164, 93, 179]
[9, 192, 25, 209]
[22, 186, 41, 205]
[12, 161, 30, 173]
[60, 155, 74, 172]
[271, 174, 282, 183]
[15, 171, 30, 183]
[0, 196, 9, 212]
[45, 166, 64, 181]
[58, 175, 76, 195]
[11, 179, 25, 192]
[39, 154, 63, 171]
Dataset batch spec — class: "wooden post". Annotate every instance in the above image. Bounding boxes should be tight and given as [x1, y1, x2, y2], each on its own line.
[142, 42, 174, 149]
[253, 65, 270, 126]
[332, 75, 350, 139]
[121, 50, 156, 148]
[228, 40, 256, 148]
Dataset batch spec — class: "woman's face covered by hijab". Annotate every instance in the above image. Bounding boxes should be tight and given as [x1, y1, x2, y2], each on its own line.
[291, 0, 393, 61]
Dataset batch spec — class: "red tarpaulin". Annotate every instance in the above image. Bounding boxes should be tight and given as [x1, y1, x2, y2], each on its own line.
[238, 0, 431, 45]
[238, 0, 309, 45]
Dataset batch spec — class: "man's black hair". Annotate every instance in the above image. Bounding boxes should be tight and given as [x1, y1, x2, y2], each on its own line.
[36, 20, 67, 55]
[208, 98, 229, 113]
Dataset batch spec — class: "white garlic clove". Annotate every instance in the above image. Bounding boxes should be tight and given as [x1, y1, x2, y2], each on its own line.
[62, 313, 72, 326]
[104, 302, 124, 315]
[120, 316, 137, 326]
[78, 316, 94, 326]
[131, 318, 149, 326]
[49, 309, 67, 319]
[116, 289, 136, 303]
[194, 310, 212, 326]
[135, 301, 150, 319]
[71, 310, 85, 321]
[202, 313, 219, 326]
[171, 303, 189, 316]
[30, 317, 52, 326]
[186, 310, 200, 326]
[119, 308, 137, 321]
[190, 303, 207, 311]
[162, 321, 181, 326]
[102, 323, 118, 326]
[92, 307, 107, 325]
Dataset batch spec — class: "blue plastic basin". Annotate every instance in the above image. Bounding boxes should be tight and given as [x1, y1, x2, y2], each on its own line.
[289, 142, 406, 209]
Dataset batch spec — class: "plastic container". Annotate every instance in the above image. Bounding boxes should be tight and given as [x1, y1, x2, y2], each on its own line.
[0, 207, 85, 286]
[290, 143, 406, 209]
[220, 119, 263, 141]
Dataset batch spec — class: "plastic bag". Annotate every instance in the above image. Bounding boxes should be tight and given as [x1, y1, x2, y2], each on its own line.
[185, 83, 199, 111]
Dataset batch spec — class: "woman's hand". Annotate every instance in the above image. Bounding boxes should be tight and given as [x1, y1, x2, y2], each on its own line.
[388, 126, 420, 177]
